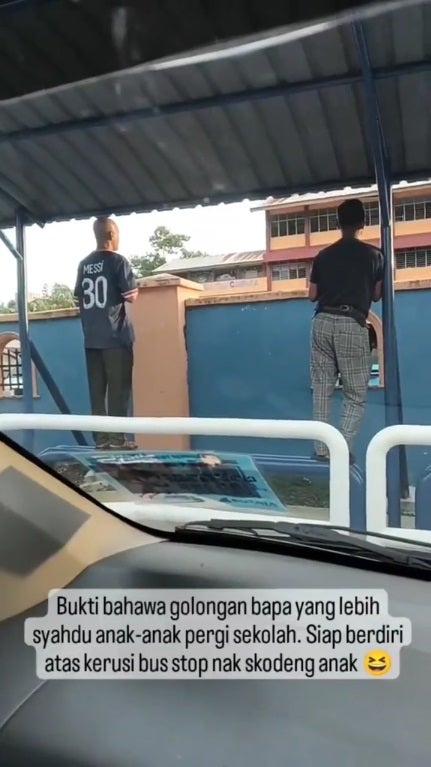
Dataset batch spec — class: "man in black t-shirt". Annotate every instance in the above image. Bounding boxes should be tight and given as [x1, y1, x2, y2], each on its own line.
[74, 218, 138, 450]
[308, 199, 384, 462]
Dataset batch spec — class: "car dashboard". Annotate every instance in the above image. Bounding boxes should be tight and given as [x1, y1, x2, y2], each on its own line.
[0, 536, 430, 767]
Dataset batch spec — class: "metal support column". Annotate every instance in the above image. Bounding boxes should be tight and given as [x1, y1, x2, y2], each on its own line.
[379, 173, 407, 520]
[353, 21, 409, 525]
[15, 209, 34, 452]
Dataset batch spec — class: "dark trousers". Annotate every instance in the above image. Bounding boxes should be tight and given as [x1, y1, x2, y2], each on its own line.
[85, 347, 133, 447]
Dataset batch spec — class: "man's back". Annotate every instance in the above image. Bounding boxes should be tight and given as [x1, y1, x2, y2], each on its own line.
[74, 250, 135, 349]
[312, 238, 383, 317]
[309, 198, 384, 462]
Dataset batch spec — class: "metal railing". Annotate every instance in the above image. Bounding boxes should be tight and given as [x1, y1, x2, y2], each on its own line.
[0, 413, 350, 526]
[9, 413, 431, 541]
[366, 424, 431, 542]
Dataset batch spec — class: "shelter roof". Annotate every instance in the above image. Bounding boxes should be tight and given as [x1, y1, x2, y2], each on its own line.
[0, 0, 429, 228]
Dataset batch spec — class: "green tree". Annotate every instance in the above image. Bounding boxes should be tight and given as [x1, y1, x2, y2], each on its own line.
[0, 283, 75, 315]
[27, 296, 50, 312]
[0, 299, 15, 314]
[27, 283, 74, 312]
[0, 225, 209, 314]
[130, 252, 166, 279]
[180, 246, 207, 259]
[49, 283, 75, 308]
[130, 225, 207, 278]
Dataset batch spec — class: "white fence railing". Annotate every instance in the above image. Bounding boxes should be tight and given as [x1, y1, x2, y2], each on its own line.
[0, 413, 350, 527]
[366, 424, 431, 543]
[6, 413, 431, 541]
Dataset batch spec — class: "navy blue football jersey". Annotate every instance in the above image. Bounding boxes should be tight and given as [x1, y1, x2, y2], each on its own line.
[74, 251, 137, 348]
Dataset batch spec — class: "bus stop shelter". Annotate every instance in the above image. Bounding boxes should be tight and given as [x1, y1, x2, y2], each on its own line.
[0, 0, 429, 523]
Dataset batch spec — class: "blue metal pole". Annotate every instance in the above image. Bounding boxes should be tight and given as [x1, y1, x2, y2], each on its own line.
[352, 20, 408, 525]
[29, 341, 88, 446]
[15, 209, 34, 453]
[379, 177, 402, 521]
[383, 174, 409, 503]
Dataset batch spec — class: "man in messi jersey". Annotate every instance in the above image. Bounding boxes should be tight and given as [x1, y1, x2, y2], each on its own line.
[74, 217, 138, 450]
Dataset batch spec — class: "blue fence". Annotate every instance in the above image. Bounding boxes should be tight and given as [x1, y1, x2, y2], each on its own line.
[2, 288, 431, 489]
[0, 315, 89, 452]
[186, 289, 431, 485]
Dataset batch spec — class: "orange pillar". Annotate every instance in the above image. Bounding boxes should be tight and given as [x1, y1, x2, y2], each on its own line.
[130, 275, 203, 450]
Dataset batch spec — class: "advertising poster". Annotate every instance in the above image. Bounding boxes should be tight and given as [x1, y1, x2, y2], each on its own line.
[40, 447, 285, 512]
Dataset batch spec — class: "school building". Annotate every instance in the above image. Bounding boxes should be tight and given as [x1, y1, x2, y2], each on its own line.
[153, 181, 431, 293]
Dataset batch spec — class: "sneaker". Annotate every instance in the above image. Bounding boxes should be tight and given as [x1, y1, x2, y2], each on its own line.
[95, 441, 111, 451]
[109, 440, 138, 451]
[313, 451, 356, 466]
[312, 452, 329, 462]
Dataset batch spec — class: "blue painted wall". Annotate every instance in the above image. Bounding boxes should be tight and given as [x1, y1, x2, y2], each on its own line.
[3, 289, 430, 486]
[0, 315, 90, 454]
[186, 290, 431, 485]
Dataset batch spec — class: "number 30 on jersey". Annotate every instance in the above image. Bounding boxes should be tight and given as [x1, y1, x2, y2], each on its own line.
[82, 276, 108, 309]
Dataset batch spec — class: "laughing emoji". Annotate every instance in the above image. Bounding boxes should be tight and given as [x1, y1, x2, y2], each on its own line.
[364, 649, 392, 676]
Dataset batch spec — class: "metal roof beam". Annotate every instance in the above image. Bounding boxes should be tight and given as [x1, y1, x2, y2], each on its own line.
[0, 0, 57, 16]
[0, 59, 430, 147]
[0, 229, 22, 261]
[9, 167, 429, 228]
[352, 21, 390, 220]
[0, 173, 42, 227]
[15, 208, 35, 453]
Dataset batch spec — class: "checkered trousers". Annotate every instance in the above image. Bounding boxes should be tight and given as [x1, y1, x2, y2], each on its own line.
[310, 312, 371, 455]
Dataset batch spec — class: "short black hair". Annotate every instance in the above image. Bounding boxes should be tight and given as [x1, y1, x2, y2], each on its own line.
[337, 198, 365, 229]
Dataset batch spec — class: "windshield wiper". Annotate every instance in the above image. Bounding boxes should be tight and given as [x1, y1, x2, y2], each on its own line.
[176, 519, 431, 569]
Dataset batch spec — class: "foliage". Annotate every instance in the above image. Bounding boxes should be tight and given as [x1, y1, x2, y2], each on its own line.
[0, 226, 208, 312]
[0, 283, 75, 315]
[129, 225, 207, 278]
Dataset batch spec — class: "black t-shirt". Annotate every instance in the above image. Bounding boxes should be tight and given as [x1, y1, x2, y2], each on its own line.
[310, 238, 384, 317]
[74, 250, 137, 349]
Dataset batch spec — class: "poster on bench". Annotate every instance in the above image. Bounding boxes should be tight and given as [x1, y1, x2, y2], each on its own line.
[40, 448, 285, 512]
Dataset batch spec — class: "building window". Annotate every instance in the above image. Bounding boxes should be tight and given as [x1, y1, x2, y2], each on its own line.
[211, 267, 264, 281]
[395, 248, 431, 269]
[394, 198, 431, 222]
[335, 313, 383, 389]
[239, 267, 264, 279]
[271, 263, 308, 280]
[310, 201, 379, 232]
[1, 340, 22, 395]
[0, 333, 38, 398]
[309, 208, 338, 233]
[270, 213, 305, 237]
[363, 201, 380, 226]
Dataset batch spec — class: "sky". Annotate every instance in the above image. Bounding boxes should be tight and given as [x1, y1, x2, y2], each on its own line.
[0, 201, 266, 303]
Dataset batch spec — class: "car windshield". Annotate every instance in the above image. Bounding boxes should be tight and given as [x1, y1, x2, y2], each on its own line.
[0, 0, 430, 562]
